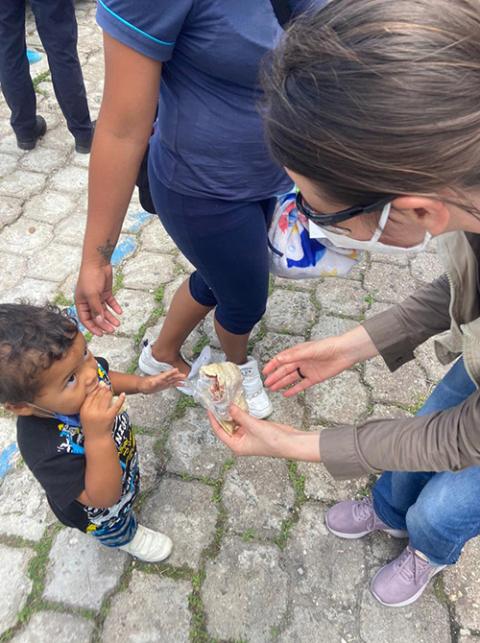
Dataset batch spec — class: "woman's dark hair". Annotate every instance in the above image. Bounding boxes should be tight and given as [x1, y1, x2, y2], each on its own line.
[263, 0, 480, 206]
[0, 304, 78, 404]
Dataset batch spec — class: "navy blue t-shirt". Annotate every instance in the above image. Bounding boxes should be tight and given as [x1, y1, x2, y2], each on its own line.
[96, 0, 316, 201]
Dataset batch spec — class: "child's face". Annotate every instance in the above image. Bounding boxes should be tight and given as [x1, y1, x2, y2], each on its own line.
[32, 332, 100, 416]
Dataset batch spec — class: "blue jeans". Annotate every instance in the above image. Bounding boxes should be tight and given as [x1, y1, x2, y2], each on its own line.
[372, 358, 479, 565]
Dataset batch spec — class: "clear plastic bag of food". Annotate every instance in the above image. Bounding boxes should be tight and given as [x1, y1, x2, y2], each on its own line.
[193, 361, 248, 435]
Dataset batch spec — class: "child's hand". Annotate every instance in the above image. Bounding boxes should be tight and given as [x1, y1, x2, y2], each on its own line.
[137, 369, 185, 394]
[80, 383, 126, 439]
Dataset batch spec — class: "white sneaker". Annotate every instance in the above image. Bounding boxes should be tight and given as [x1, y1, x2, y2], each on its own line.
[138, 341, 211, 395]
[119, 524, 172, 563]
[239, 357, 273, 419]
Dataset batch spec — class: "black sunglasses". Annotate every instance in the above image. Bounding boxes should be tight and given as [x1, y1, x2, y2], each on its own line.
[295, 191, 395, 226]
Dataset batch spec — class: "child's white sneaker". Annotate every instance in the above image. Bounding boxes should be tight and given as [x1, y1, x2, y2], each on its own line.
[138, 341, 211, 395]
[119, 524, 172, 563]
[239, 357, 273, 419]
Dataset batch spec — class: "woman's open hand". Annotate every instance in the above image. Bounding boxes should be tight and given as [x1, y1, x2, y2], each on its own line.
[263, 326, 378, 397]
[75, 263, 122, 336]
[208, 404, 321, 462]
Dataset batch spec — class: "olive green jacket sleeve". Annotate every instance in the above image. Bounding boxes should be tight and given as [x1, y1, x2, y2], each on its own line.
[320, 273, 470, 479]
[320, 391, 480, 479]
[361, 274, 451, 372]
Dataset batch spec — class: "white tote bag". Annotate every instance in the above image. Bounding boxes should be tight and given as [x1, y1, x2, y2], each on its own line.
[268, 191, 360, 279]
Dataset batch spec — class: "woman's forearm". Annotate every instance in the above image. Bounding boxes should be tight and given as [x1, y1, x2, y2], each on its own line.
[82, 125, 149, 267]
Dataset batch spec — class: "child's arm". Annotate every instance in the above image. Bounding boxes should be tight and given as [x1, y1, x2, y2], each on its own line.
[78, 384, 125, 508]
[109, 369, 185, 395]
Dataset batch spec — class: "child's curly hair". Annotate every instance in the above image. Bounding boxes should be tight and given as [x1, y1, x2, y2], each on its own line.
[0, 303, 78, 404]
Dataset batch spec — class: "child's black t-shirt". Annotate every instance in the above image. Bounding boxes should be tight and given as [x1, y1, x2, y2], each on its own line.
[16, 357, 140, 535]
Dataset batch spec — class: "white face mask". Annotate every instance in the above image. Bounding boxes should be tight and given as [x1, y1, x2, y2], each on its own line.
[308, 203, 431, 255]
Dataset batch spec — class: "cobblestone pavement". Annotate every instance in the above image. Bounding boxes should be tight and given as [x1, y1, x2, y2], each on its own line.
[0, 2, 479, 642]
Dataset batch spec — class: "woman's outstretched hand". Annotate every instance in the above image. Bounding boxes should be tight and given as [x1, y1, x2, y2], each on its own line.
[208, 404, 321, 462]
[75, 263, 123, 336]
[263, 326, 379, 397]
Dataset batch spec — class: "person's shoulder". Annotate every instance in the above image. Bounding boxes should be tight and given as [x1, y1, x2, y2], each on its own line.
[17, 415, 59, 465]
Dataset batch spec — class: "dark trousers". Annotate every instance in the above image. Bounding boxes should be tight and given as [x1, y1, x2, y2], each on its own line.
[0, 0, 91, 141]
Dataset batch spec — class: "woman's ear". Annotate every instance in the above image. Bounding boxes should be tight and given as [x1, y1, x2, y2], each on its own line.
[392, 196, 451, 236]
[4, 402, 35, 417]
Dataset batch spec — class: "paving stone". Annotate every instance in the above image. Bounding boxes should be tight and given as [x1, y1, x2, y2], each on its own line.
[223, 457, 295, 538]
[87, 334, 137, 372]
[0, 217, 53, 255]
[310, 315, 358, 340]
[364, 301, 393, 318]
[175, 252, 195, 274]
[0, 134, 24, 156]
[410, 251, 445, 284]
[11, 611, 94, 643]
[19, 146, 69, 174]
[140, 478, 217, 568]
[282, 503, 365, 640]
[50, 166, 88, 193]
[315, 278, 366, 318]
[280, 605, 344, 642]
[43, 528, 128, 610]
[166, 406, 231, 478]
[415, 337, 450, 384]
[0, 196, 22, 228]
[127, 387, 179, 430]
[26, 242, 82, 282]
[39, 125, 74, 152]
[359, 588, 450, 643]
[273, 276, 317, 290]
[102, 571, 191, 643]
[0, 278, 59, 305]
[364, 356, 430, 407]
[0, 545, 34, 635]
[306, 370, 369, 424]
[299, 457, 370, 503]
[0, 416, 17, 453]
[54, 211, 86, 245]
[252, 331, 305, 365]
[122, 252, 176, 290]
[265, 290, 316, 335]
[0, 252, 27, 291]
[370, 249, 409, 267]
[114, 289, 158, 337]
[135, 433, 162, 494]
[269, 390, 305, 427]
[23, 191, 76, 225]
[364, 263, 417, 303]
[0, 170, 47, 198]
[202, 310, 263, 350]
[203, 536, 288, 642]
[0, 153, 18, 178]
[139, 220, 178, 254]
[0, 465, 55, 542]
[444, 537, 480, 631]
[370, 404, 412, 420]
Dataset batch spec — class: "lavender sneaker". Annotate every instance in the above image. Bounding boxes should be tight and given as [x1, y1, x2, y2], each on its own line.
[325, 497, 408, 539]
[370, 545, 446, 607]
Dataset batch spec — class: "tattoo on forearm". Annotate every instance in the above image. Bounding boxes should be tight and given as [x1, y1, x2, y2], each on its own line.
[97, 239, 116, 262]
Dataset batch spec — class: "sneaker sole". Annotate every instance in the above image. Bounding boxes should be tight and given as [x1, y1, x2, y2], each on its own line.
[325, 519, 408, 540]
[370, 564, 446, 608]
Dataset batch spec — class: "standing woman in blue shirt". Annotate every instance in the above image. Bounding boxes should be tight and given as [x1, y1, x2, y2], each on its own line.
[74, 0, 307, 416]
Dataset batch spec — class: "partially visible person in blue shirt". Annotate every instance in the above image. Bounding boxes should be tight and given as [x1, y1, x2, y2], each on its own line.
[76, 0, 323, 420]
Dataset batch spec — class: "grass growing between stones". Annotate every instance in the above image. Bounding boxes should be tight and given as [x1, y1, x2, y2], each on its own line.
[274, 461, 306, 550]
[172, 395, 198, 421]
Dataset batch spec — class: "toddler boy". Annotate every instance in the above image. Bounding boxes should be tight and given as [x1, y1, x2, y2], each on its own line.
[0, 303, 184, 562]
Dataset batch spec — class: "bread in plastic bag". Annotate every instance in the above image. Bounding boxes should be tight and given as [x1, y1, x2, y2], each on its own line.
[193, 362, 247, 435]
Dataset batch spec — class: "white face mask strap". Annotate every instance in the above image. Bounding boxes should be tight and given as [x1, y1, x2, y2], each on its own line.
[370, 202, 391, 244]
[27, 402, 55, 418]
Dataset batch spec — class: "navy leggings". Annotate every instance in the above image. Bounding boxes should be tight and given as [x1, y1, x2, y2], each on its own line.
[149, 179, 276, 335]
